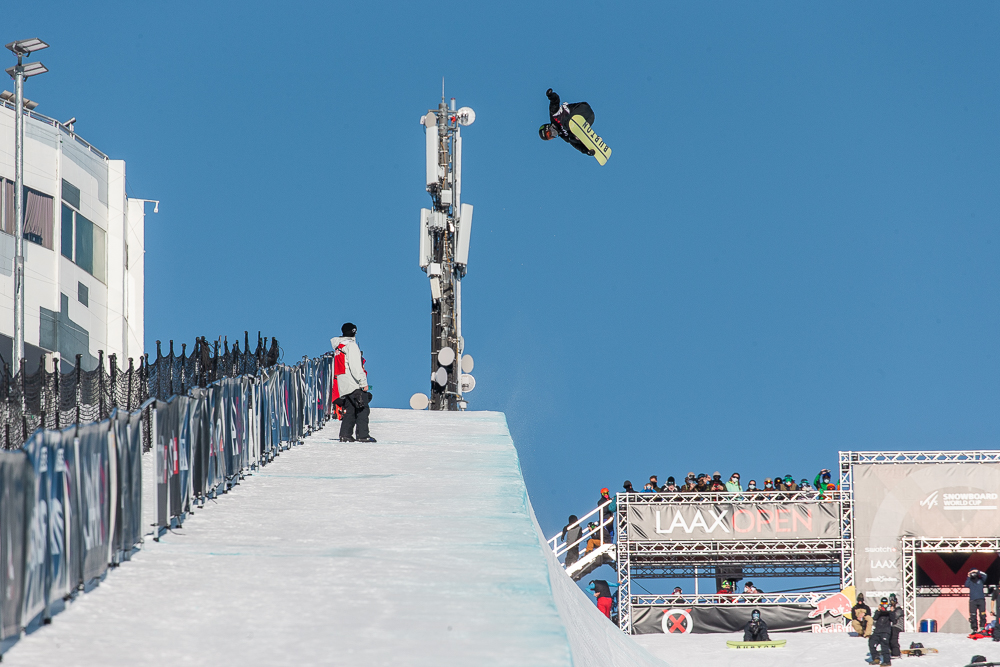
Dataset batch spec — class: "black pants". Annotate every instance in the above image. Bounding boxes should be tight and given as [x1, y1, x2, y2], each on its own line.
[564, 545, 579, 568]
[869, 631, 891, 664]
[339, 390, 370, 440]
[971, 597, 987, 632]
[889, 626, 901, 657]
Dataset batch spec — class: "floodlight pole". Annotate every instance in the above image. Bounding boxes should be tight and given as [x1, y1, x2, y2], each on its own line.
[12, 55, 25, 373]
[6, 38, 48, 374]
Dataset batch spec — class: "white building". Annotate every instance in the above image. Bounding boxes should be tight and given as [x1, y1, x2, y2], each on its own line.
[0, 100, 144, 373]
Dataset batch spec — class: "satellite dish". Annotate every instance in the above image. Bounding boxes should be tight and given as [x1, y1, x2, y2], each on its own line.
[461, 355, 474, 373]
[409, 393, 429, 410]
[434, 367, 448, 387]
[423, 112, 437, 128]
[456, 107, 476, 126]
[437, 346, 455, 366]
[460, 374, 476, 392]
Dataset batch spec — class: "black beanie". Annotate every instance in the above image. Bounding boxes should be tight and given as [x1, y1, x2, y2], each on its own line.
[341, 322, 357, 337]
[667, 477, 675, 484]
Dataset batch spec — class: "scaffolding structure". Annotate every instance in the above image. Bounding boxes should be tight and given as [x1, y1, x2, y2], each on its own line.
[553, 450, 1000, 635]
[615, 492, 848, 634]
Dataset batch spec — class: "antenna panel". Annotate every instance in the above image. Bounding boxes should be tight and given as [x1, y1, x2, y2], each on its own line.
[455, 204, 473, 267]
[419, 209, 432, 268]
[454, 130, 462, 211]
[425, 122, 439, 188]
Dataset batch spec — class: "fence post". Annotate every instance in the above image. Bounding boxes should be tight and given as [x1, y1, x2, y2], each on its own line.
[75, 354, 82, 425]
[53, 355, 60, 429]
[98, 350, 105, 420]
[168, 340, 175, 397]
[126, 357, 134, 412]
[19, 358, 26, 429]
[38, 353, 47, 429]
[109, 353, 118, 411]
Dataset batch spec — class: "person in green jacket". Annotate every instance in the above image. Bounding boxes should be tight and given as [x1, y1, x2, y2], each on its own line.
[725, 473, 742, 493]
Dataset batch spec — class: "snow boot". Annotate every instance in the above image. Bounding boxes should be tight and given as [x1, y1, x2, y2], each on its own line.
[356, 436, 377, 443]
[339, 435, 355, 442]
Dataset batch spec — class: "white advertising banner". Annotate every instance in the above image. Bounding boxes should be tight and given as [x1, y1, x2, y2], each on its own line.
[852, 462, 1000, 602]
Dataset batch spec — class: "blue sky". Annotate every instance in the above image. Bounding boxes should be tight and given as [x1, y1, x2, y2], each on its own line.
[9, 2, 1000, 584]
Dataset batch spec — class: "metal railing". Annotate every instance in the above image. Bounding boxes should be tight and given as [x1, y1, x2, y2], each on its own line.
[630, 591, 836, 606]
[548, 500, 614, 563]
[622, 490, 843, 503]
[0, 99, 109, 160]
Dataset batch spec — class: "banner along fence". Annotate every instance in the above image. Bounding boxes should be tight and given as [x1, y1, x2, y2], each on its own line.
[0, 351, 334, 648]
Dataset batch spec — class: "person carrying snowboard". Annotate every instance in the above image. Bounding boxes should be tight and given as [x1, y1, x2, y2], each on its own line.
[743, 609, 770, 642]
[539, 89, 596, 156]
[332, 322, 376, 443]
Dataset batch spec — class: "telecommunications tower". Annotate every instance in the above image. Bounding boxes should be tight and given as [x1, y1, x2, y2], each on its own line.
[410, 92, 476, 411]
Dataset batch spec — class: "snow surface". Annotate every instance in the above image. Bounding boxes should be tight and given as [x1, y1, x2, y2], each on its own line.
[2, 409, 666, 666]
[635, 630, 1000, 667]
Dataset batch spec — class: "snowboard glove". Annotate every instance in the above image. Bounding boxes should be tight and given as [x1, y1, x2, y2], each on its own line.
[588, 149, 596, 156]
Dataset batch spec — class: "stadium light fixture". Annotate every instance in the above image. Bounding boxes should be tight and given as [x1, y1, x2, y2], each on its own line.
[5, 38, 49, 56]
[5, 61, 47, 79]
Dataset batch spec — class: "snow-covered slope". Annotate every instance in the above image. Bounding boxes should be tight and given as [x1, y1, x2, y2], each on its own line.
[2, 409, 666, 666]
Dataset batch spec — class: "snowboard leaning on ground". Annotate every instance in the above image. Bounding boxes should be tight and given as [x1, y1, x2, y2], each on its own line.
[568, 115, 612, 165]
[901, 648, 938, 656]
[725, 640, 787, 649]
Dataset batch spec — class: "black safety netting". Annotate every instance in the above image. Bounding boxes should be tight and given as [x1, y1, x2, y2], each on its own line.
[0, 332, 282, 450]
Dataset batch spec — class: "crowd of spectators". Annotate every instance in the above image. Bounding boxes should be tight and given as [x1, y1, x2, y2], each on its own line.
[619, 468, 839, 499]
[559, 468, 839, 569]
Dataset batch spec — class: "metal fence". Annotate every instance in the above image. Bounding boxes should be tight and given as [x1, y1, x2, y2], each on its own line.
[0, 332, 281, 449]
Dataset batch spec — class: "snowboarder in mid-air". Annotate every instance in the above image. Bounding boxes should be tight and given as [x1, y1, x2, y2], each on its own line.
[539, 89, 596, 156]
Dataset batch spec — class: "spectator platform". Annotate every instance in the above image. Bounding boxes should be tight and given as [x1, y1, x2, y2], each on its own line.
[551, 450, 1000, 636]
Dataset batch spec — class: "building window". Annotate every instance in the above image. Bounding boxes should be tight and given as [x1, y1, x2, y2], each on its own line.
[23, 187, 53, 249]
[1, 179, 12, 235]
[0, 181, 53, 249]
[62, 179, 80, 210]
[60, 203, 106, 282]
[77, 281, 88, 307]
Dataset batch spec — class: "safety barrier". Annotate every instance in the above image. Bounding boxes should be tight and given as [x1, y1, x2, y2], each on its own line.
[0, 333, 281, 450]
[0, 349, 334, 651]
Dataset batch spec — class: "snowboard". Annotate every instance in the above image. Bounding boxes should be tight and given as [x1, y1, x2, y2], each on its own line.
[569, 115, 612, 165]
[901, 648, 938, 656]
[726, 640, 787, 649]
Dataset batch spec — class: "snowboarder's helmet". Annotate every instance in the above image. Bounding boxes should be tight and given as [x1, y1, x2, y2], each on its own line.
[751, 609, 760, 621]
[539, 124, 555, 140]
[341, 322, 357, 337]
[601, 487, 609, 495]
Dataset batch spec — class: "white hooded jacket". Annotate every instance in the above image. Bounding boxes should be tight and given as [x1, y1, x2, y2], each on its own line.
[331, 336, 367, 397]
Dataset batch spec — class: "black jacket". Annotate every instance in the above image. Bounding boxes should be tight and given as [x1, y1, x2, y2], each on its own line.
[743, 619, 770, 642]
[591, 579, 612, 598]
[851, 601, 872, 621]
[547, 90, 595, 155]
[967, 572, 988, 600]
[872, 608, 893, 634]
